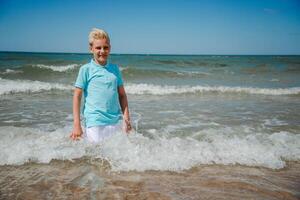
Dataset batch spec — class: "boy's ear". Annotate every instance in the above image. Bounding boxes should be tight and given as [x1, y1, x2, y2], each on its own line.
[89, 45, 93, 53]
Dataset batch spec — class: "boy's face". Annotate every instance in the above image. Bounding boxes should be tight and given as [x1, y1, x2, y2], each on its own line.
[90, 38, 111, 65]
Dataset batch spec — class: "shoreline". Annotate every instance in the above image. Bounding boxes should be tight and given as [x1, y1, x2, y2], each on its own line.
[1, 159, 299, 199]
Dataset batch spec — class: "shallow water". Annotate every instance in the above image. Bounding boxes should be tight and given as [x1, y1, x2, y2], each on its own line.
[0, 159, 299, 199]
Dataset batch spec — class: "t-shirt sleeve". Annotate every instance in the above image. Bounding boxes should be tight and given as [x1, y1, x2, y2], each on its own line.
[115, 65, 124, 87]
[74, 66, 88, 89]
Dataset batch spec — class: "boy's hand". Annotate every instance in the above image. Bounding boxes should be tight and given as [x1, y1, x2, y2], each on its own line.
[70, 127, 83, 140]
[123, 119, 132, 133]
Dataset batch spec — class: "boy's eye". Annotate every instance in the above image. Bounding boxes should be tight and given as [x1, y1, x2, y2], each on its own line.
[96, 46, 109, 50]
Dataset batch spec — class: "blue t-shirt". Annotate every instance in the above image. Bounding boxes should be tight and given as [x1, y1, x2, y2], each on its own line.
[75, 59, 124, 128]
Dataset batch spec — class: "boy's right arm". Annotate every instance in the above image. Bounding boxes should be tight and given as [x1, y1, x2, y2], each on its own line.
[70, 87, 83, 140]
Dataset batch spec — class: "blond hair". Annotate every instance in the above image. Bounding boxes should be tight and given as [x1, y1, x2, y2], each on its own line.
[88, 28, 110, 46]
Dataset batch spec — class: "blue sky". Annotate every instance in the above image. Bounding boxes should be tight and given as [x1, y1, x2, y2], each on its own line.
[0, 0, 300, 54]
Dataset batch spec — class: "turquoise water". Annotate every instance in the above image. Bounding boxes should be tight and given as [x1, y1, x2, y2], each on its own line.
[0, 52, 299, 171]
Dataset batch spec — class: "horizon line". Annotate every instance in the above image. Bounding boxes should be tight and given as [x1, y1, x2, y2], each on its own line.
[0, 50, 299, 56]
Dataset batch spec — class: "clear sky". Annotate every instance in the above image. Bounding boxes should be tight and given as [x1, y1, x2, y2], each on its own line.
[0, 0, 300, 54]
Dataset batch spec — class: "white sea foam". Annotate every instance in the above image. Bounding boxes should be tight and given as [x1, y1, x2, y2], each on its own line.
[102, 131, 299, 171]
[0, 125, 299, 171]
[270, 78, 280, 82]
[263, 118, 288, 126]
[34, 64, 78, 72]
[0, 126, 91, 165]
[119, 66, 128, 71]
[0, 78, 72, 95]
[125, 84, 300, 95]
[0, 69, 23, 74]
[176, 71, 211, 76]
[1, 79, 299, 96]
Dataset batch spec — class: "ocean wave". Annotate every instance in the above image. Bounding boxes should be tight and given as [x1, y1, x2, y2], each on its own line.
[0, 69, 23, 75]
[0, 126, 299, 171]
[121, 67, 210, 78]
[125, 84, 300, 95]
[0, 78, 72, 95]
[33, 64, 78, 72]
[1, 79, 299, 96]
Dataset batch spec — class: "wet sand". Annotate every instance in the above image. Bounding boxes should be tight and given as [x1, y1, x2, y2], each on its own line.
[0, 159, 299, 200]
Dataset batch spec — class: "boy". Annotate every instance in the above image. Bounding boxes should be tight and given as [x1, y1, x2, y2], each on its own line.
[70, 28, 131, 142]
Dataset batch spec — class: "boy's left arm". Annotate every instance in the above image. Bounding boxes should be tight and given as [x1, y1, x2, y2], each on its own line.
[118, 86, 132, 133]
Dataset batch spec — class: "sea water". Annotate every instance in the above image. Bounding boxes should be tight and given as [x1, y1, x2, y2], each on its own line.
[0, 52, 299, 199]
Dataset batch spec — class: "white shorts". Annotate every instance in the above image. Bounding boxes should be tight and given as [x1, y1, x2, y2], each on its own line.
[85, 123, 122, 143]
